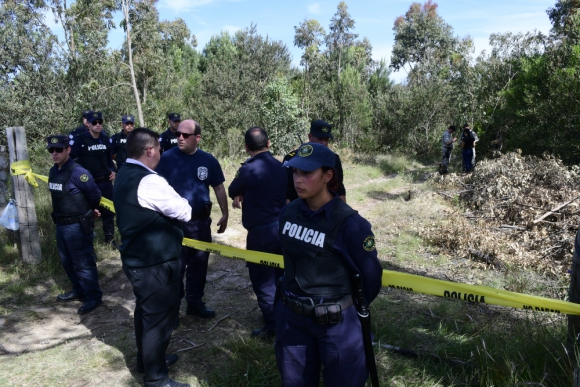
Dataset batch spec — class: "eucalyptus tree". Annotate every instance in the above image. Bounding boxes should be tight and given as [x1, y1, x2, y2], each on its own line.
[294, 18, 325, 118]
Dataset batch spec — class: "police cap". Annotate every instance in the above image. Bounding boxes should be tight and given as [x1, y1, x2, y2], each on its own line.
[167, 113, 181, 122]
[122, 114, 135, 124]
[88, 111, 103, 123]
[46, 135, 70, 149]
[310, 119, 333, 139]
[284, 142, 335, 172]
[82, 110, 94, 119]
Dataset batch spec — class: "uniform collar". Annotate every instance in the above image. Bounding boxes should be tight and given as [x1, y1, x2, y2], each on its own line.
[298, 193, 340, 219]
[245, 150, 270, 164]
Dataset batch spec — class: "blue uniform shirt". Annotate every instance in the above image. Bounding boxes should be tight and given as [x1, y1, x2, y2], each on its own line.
[228, 151, 287, 230]
[159, 128, 178, 152]
[110, 131, 128, 167]
[280, 195, 383, 304]
[50, 158, 102, 209]
[69, 131, 116, 175]
[156, 147, 225, 213]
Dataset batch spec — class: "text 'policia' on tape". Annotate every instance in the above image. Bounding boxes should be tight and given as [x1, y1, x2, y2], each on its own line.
[12, 163, 580, 315]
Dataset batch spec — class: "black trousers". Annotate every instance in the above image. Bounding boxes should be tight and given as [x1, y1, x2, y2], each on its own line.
[123, 260, 180, 386]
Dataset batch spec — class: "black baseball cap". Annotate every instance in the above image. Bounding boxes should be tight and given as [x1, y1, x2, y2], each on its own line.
[310, 119, 333, 139]
[167, 113, 181, 122]
[46, 135, 70, 149]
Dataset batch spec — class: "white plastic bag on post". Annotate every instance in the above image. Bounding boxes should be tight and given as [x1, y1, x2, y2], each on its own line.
[0, 199, 19, 230]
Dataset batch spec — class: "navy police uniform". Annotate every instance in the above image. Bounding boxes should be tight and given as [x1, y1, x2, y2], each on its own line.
[156, 146, 225, 314]
[228, 150, 287, 335]
[110, 115, 135, 170]
[47, 135, 103, 314]
[276, 143, 382, 387]
[70, 112, 117, 241]
[159, 113, 180, 152]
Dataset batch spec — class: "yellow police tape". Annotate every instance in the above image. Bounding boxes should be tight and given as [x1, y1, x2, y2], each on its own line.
[11, 162, 580, 315]
[10, 160, 48, 187]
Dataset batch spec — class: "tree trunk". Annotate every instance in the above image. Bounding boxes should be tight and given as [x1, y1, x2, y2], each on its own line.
[122, 0, 145, 127]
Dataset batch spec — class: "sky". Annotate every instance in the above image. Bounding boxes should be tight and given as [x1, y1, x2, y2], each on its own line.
[46, 0, 556, 83]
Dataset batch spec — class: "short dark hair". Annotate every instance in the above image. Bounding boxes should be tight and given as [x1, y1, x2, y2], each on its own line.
[193, 121, 202, 136]
[244, 127, 269, 152]
[448, 125, 456, 131]
[127, 127, 159, 159]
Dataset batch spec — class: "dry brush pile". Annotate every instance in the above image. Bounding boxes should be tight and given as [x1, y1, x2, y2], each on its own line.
[426, 151, 580, 276]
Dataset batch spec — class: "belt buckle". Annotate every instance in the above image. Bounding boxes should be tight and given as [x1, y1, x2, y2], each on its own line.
[297, 297, 314, 307]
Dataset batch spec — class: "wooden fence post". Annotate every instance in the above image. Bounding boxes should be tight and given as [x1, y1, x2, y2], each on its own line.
[0, 145, 7, 205]
[6, 127, 42, 264]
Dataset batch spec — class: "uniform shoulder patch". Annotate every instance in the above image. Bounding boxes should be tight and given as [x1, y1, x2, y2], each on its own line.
[363, 235, 376, 252]
[235, 169, 241, 178]
[79, 174, 89, 183]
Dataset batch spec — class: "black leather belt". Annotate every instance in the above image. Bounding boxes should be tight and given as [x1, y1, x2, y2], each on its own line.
[93, 175, 109, 183]
[56, 216, 80, 225]
[281, 292, 353, 317]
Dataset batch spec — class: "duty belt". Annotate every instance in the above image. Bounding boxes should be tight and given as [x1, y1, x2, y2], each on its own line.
[281, 292, 353, 318]
[55, 215, 80, 225]
[93, 174, 109, 183]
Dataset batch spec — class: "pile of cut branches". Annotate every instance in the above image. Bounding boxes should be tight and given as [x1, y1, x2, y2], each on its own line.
[426, 152, 580, 275]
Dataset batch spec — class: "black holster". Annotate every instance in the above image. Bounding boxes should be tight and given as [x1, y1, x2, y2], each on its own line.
[78, 210, 95, 234]
[315, 303, 343, 325]
[200, 202, 212, 219]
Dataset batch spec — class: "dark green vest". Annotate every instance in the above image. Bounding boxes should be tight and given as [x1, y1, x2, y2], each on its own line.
[78, 134, 110, 177]
[280, 199, 357, 297]
[48, 161, 91, 218]
[114, 163, 184, 268]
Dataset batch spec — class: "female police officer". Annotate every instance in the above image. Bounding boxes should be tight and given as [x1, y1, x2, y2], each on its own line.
[277, 142, 383, 387]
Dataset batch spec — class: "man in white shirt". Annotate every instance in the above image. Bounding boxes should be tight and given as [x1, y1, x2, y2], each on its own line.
[113, 127, 192, 387]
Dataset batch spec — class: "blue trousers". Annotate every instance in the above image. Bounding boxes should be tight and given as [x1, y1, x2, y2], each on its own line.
[462, 149, 474, 172]
[123, 260, 180, 387]
[96, 180, 115, 237]
[247, 223, 284, 330]
[56, 223, 102, 302]
[275, 301, 368, 387]
[179, 218, 212, 305]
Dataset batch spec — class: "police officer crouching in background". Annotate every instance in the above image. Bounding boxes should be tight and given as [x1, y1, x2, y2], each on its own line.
[228, 127, 287, 339]
[276, 142, 382, 387]
[47, 135, 103, 315]
[114, 128, 192, 387]
[110, 114, 135, 170]
[70, 111, 117, 244]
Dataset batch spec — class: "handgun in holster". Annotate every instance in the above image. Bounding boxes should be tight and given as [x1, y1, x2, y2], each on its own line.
[78, 209, 95, 234]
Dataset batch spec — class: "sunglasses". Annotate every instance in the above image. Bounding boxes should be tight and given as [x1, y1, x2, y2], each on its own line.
[91, 120, 104, 125]
[47, 147, 65, 153]
[175, 131, 196, 139]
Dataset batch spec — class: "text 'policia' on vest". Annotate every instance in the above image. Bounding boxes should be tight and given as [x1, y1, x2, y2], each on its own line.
[280, 199, 357, 298]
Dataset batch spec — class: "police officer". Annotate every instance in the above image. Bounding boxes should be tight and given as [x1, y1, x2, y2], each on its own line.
[69, 110, 93, 139]
[47, 135, 103, 315]
[110, 114, 135, 170]
[70, 111, 117, 244]
[159, 113, 181, 152]
[228, 127, 287, 339]
[156, 119, 229, 318]
[283, 119, 346, 203]
[276, 142, 382, 387]
[440, 125, 457, 174]
[114, 128, 191, 387]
